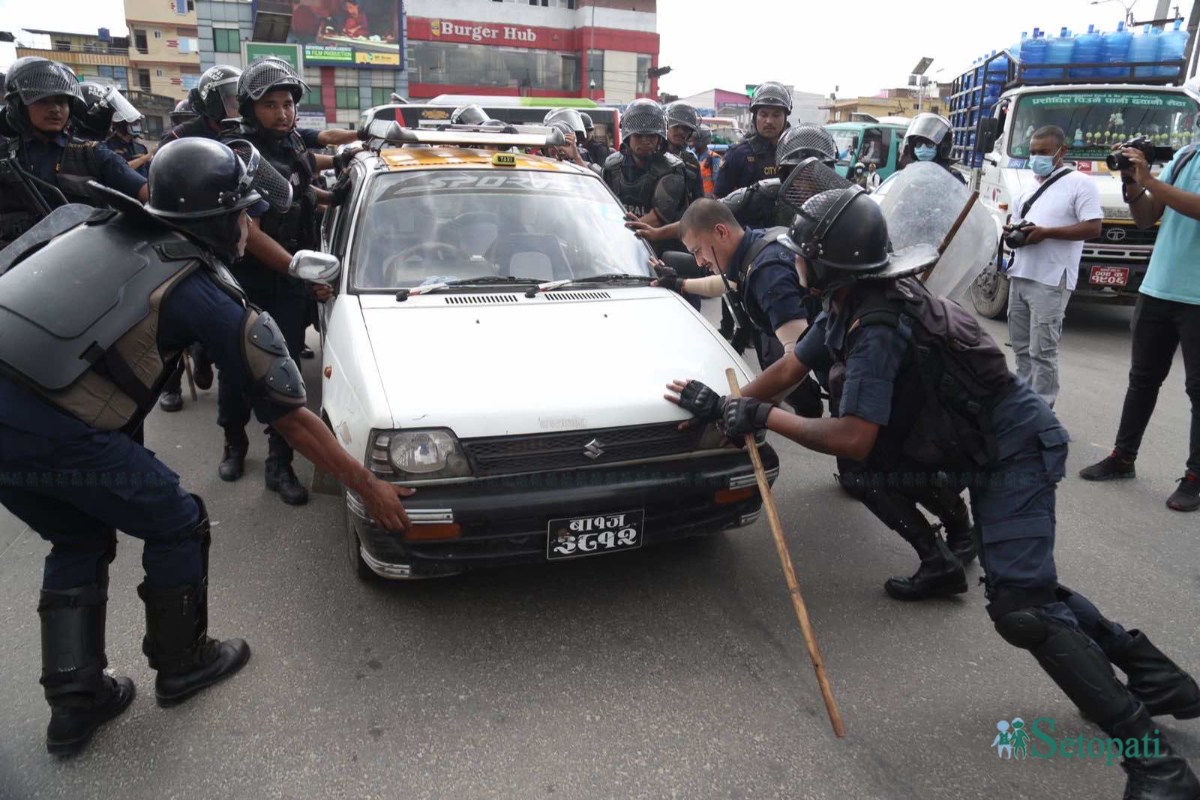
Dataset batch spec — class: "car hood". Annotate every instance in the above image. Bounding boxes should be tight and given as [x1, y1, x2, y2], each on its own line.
[359, 290, 752, 437]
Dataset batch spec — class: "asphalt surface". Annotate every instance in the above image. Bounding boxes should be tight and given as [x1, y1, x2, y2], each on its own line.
[2, 297, 1199, 800]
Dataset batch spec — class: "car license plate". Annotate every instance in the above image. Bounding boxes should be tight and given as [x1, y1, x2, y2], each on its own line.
[1089, 266, 1129, 287]
[547, 510, 644, 561]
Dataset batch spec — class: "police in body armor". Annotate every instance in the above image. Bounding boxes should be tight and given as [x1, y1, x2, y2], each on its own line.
[663, 101, 703, 202]
[169, 98, 198, 126]
[713, 80, 791, 198]
[160, 64, 241, 145]
[900, 112, 965, 184]
[601, 99, 690, 256]
[670, 187, 1200, 800]
[0, 137, 413, 756]
[544, 107, 593, 166]
[0, 58, 148, 249]
[580, 111, 612, 164]
[73, 83, 142, 142]
[216, 57, 355, 505]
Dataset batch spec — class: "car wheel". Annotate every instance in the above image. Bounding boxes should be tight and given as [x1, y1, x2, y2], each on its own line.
[970, 259, 1010, 320]
[344, 492, 383, 583]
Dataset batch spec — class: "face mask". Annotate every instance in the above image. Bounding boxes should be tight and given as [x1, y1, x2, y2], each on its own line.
[914, 144, 937, 162]
[1029, 154, 1057, 177]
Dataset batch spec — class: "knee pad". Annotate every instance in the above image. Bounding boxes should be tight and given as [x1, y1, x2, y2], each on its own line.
[993, 608, 1051, 650]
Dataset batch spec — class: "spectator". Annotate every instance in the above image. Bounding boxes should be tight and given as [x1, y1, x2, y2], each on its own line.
[866, 162, 881, 189]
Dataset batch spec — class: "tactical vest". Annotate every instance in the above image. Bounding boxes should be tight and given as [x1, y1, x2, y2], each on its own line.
[833, 278, 1017, 472]
[723, 179, 794, 230]
[679, 149, 702, 202]
[603, 151, 685, 219]
[735, 226, 792, 336]
[0, 208, 244, 433]
[743, 134, 780, 183]
[0, 136, 105, 247]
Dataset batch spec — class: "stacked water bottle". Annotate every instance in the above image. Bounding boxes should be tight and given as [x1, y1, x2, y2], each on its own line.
[1003, 19, 1188, 82]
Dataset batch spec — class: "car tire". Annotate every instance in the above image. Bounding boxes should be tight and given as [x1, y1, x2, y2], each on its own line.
[344, 493, 384, 583]
[970, 258, 1010, 320]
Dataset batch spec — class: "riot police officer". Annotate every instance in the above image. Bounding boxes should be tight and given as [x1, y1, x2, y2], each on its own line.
[721, 125, 838, 229]
[544, 108, 592, 165]
[169, 98, 197, 127]
[580, 111, 612, 164]
[450, 103, 489, 126]
[0, 58, 148, 249]
[0, 137, 412, 756]
[713, 80, 791, 198]
[601, 98, 691, 257]
[670, 187, 1200, 799]
[664, 101, 703, 202]
[900, 112, 965, 184]
[216, 56, 351, 505]
[160, 64, 241, 145]
[72, 83, 143, 147]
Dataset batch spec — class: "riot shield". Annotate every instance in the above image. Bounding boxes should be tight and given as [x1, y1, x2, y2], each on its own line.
[874, 163, 998, 301]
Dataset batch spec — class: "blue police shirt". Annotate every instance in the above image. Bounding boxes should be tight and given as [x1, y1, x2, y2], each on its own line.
[1140, 146, 1200, 305]
[727, 228, 808, 332]
[105, 134, 150, 178]
[297, 128, 323, 150]
[21, 131, 146, 199]
[713, 135, 777, 198]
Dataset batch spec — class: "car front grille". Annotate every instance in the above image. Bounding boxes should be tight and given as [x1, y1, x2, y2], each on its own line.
[460, 422, 706, 477]
[1090, 223, 1157, 248]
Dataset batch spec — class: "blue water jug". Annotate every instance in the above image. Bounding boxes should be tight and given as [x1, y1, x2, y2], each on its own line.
[1158, 18, 1187, 79]
[987, 48, 1010, 86]
[1100, 21, 1133, 78]
[1048, 26, 1075, 79]
[1071, 24, 1102, 78]
[1023, 28, 1050, 79]
[1130, 24, 1160, 78]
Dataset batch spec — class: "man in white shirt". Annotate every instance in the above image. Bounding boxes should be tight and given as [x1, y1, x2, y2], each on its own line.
[1005, 125, 1103, 407]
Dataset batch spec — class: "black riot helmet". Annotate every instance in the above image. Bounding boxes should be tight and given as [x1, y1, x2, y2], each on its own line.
[750, 81, 792, 116]
[74, 82, 141, 140]
[776, 125, 837, 169]
[451, 104, 489, 126]
[193, 64, 241, 123]
[664, 101, 699, 134]
[170, 98, 198, 126]
[777, 187, 937, 295]
[544, 107, 586, 142]
[619, 98, 666, 145]
[692, 124, 712, 150]
[237, 57, 309, 124]
[146, 138, 291, 261]
[579, 112, 595, 135]
[903, 112, 954, 161]
[4, 57, 86, 134]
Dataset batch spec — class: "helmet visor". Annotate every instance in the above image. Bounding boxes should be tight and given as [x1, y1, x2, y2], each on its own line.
[105, 88, 142, 124]
[216, 79, 240, 119]
[904, 114, 950, 146]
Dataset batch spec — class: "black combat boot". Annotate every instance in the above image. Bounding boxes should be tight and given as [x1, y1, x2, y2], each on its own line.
[1112, 631, 1200, 721]
[264, 428, 308, 506]
[139, 506, 249, 706]
[861, 488, 968, 601]
[997, 609, 1200, 800]
[918, 483, 976, 567]
[39, 581, 135, 756]
[218, 427, 249, 482]
[884, 532, 969, 601]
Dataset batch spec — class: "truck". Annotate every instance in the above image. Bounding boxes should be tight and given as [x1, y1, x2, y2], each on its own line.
[951, 49, 1200, 318]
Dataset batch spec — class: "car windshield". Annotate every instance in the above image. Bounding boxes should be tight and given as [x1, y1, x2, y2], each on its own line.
[1008, 90, 1199, 160]
[351, 168, 654, 290]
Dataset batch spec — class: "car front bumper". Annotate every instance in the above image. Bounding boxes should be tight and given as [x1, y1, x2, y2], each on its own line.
[347, 447, 780, 579]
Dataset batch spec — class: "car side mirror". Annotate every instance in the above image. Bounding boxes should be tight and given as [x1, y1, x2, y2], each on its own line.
[289, 250, 341, 284]
[977, 118, 1000, 154]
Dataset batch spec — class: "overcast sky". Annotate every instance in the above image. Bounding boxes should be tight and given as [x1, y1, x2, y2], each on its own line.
[0, 0, 1186, 96]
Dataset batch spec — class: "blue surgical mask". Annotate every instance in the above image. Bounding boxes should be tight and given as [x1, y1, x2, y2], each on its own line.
[914, 144, 937, 162]
[1029, 154, 1057, 177]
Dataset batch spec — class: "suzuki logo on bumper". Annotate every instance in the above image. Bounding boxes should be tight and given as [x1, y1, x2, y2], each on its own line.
[583, 439, 605, 460]
[1105, 228, 1127, 242]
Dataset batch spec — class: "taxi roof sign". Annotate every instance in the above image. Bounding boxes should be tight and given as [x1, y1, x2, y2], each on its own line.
[491, 152, 517, 167]
[358, 108, 566, 150]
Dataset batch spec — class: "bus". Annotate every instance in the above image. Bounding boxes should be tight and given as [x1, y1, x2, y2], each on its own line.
[824, 118, 911, 180]
[368, 95, 620, 148]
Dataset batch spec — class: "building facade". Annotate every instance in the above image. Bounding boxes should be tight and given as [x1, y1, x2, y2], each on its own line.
[15, 29, 131, 94]
[193, 0, 658, 128]
[124, 0, 203, 136]
[824, 88, 948, 124]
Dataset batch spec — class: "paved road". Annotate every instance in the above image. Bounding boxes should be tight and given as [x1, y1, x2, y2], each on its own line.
[2, 298, 1198, 800]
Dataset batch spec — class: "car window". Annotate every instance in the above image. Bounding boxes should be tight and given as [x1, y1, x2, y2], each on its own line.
[350, 169, 655, 290]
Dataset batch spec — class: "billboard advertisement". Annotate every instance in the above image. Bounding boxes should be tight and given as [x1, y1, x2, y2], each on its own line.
[284, 0, 404, 68]
[242, 42, 304, 79]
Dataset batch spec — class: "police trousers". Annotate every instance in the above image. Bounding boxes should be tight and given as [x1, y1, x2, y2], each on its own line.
[0, 396, 202, 593]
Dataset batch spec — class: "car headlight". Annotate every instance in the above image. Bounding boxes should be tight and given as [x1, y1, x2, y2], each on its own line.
[367, 429, 473, 480]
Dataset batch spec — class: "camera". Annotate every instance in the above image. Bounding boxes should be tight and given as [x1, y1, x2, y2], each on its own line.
[1003, 220, 1036, 249]
[1105, 136, 1175, 171]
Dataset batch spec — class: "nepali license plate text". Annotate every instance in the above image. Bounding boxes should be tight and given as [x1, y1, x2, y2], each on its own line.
[547, 510, 644, 560]
[1089, 266, 1129, 287]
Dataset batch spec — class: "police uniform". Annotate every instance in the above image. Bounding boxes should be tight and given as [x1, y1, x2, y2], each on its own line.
[713, 134, 778, 198]
[160, 115, 219, 145]
[721, 178, 790, 229]
[0, 130, 146, 247]
[603, 148, 690, 256]
[104, 133, 150, 178]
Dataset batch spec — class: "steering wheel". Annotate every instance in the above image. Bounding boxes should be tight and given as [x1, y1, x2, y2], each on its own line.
[392, 241, 469, 263]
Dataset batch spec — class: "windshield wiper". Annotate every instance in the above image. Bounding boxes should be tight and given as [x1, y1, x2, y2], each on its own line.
[557, 273, 657, 286]
[396, 275, 542, 301]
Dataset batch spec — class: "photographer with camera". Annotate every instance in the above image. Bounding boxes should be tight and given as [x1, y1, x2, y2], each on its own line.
[1079, 130, 1200, 511]
[1004, 125, 1102, 408]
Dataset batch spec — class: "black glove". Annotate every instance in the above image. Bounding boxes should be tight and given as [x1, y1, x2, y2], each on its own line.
[653, 265, 686, 294]
[677, 380, 723, 421]
[333, 146, 359, 174]
[721, 397, 774, 438]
